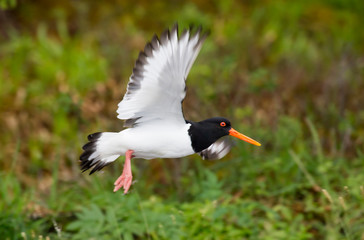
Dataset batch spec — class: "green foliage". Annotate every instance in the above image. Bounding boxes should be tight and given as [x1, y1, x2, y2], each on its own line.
[65, 191, 313, 240]
[0, 24, 108, 175]
[1, 0, 364, 239]
[0, 25, 107, 98]
[0, 0, 16, 10]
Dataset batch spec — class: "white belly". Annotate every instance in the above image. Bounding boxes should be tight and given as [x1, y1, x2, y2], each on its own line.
[115, 123, 195, 159]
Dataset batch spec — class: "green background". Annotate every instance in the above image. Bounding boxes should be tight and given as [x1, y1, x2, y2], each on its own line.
[1, 0, 364, 239]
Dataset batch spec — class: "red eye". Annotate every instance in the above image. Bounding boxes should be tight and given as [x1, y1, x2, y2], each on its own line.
[220, 122, 226, 127]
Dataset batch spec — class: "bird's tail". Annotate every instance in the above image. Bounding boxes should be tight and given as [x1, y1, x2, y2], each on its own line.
[80, 132, 121, 174]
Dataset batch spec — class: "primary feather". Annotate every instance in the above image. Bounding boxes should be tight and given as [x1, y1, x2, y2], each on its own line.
[117, 25, 208, 127]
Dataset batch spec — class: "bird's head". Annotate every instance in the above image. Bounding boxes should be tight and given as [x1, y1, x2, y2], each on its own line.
[188, 117, 261, 152]
[201, 117, 261, 146]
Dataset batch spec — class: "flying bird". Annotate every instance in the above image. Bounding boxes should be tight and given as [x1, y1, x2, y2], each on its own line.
[80, 25, 261, 194]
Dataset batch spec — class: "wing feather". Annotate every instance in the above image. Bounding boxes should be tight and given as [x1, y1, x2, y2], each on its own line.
[199, 137, 233, 160]
[117, 24, 208, 127]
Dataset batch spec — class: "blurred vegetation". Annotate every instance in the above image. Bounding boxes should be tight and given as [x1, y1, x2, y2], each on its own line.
[1, 0, 364, 239]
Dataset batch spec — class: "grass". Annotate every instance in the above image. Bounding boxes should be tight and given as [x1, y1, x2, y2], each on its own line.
[2, 120, 364, 239]
[1, 0, 364, 239]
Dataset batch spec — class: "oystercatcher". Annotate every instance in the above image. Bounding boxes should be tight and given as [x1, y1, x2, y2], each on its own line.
[80, 25, 261, 194]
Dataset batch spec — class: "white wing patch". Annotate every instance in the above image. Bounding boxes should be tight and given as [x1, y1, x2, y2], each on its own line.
[117, 25, 208, 127]
[199, 137, 233, 160]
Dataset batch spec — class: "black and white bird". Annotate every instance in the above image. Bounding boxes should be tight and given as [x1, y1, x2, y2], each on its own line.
[80, 25, 261, 194]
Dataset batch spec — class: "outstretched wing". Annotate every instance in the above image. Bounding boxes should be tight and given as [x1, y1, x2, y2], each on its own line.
[117, 25, 208, 127]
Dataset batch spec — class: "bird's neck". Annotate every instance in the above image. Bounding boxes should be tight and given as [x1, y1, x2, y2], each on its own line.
[186, 120, 219, 152]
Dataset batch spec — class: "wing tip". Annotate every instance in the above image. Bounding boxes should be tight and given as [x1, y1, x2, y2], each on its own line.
[191, 24, 209, 46]
[137, 23, 209, 63]
[160, 28, 170, 45]
[171, 23, 179, 38]
[151, 34, 160, 49]
[144, 42, 153, 56]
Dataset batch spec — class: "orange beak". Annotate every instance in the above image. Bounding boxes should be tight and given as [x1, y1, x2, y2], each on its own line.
[229, 128, 261, 146]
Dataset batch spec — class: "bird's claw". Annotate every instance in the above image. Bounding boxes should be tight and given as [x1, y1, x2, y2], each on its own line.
[113, 174, 133, 194]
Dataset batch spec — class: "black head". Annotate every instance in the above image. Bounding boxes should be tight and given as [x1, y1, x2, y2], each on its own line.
[199, 117, 232, 135]
[187, 117, 232, 152]
[187, 117, 261, 153]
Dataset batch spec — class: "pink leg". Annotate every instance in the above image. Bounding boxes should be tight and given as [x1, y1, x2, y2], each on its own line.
[113, 150, 134, 194]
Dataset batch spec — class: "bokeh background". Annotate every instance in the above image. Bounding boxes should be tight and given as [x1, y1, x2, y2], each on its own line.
[1, 0, 364, 239]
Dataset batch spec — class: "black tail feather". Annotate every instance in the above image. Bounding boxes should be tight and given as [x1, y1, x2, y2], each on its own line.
[89, 161, 111, 175]
[87, 132, 102, 141]
[80, 132, 109, 174]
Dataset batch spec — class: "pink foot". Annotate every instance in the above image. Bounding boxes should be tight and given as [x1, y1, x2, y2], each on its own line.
[113, 150, 134, 194]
